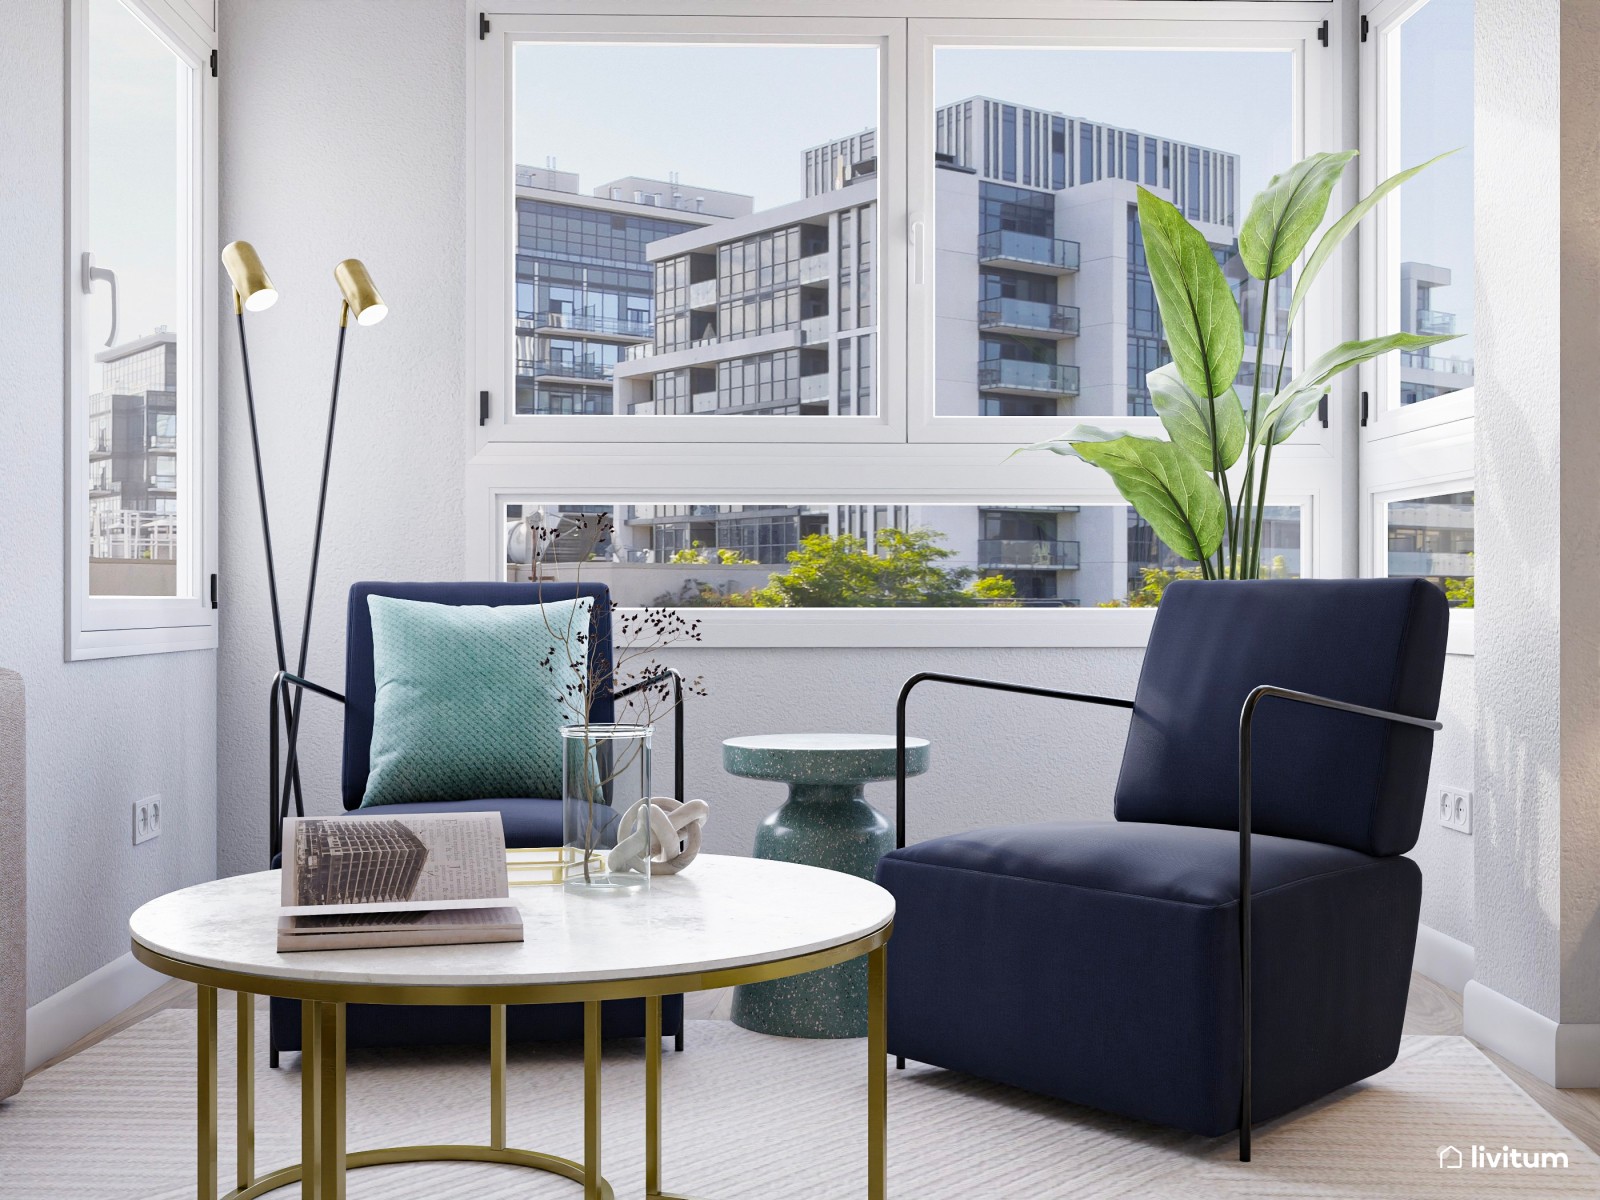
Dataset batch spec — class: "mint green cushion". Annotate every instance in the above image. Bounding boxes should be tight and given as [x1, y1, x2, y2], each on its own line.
[359, 594, 591, 807]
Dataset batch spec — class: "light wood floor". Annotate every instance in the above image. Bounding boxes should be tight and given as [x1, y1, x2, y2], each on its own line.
[32, 973, 1600, 1155]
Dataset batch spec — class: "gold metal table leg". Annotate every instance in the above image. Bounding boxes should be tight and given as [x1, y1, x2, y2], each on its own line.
[645, 996, 662, 1198]
[315, 1002, 347, 1200]
[300, 1001, 321, 1200]
[584, 1000, 603, 1200]
[490, 1004, 508, 1150]
[236, 992, 254, 1191]
[198, 985, 218, 1200]
[868, 945, 887, 1200]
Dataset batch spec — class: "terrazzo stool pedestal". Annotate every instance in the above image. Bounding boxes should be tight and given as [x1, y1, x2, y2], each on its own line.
[724, 732, 930, 1038]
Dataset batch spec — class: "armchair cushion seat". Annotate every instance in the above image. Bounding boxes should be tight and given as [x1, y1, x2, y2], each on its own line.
[876, 819, 1421, 1137]
[345, 795, 616, 849]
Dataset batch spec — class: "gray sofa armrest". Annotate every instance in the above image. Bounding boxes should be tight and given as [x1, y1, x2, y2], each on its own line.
[0, 669, 25, 1101]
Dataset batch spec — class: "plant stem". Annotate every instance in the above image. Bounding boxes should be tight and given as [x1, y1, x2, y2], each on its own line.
[1237, 276, 1273, 579]
[1249, 337, 1295, 576]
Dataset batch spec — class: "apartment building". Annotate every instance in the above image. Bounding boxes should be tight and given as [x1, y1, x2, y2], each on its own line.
[513, 164, 751, 416]
[87, 331, 179, 596]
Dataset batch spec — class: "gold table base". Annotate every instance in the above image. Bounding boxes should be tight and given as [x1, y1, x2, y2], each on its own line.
[145, 931, 890, 1200]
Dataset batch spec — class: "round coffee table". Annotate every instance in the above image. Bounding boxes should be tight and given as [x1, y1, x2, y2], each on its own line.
[722, 733, 928, 1039]
[128, 854, 893, 1200]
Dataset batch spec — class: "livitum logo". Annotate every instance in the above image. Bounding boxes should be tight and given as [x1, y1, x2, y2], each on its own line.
[1438, 1144, 1571, 1170]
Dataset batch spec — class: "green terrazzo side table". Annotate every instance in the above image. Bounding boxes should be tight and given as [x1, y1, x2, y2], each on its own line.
[724, 732, 930, 1038]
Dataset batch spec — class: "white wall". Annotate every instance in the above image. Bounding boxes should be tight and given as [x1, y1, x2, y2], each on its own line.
[215, 0, 467, 875]
[210, 1, 1477, 961]
[0, 2, 217, 1006]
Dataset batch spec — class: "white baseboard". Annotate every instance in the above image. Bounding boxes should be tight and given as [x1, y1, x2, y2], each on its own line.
[24, 952, 165, 1075]
[1413, 923, 1475, 994]
[1463, 979, 1600, 1087]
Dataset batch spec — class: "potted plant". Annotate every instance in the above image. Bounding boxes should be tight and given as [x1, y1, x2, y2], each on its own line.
[1021, 150, 1457, 580]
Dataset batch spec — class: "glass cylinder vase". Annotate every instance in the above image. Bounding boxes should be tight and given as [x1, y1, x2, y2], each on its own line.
[560, 723, 653, 894]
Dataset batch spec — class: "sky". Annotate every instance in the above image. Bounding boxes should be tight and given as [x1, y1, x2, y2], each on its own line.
[87, 0, 183, 379]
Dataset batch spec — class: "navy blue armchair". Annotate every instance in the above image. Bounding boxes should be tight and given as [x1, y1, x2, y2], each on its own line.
[876, 579, 1447, 1159]
[265, 581, 686, 1064]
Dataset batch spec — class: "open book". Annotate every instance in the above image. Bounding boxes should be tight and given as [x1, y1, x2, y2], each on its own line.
[277, 812, 524, 952]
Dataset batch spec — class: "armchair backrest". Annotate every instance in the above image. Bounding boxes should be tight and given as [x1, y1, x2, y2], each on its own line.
[1113, 578, 1448, 857]
[340, 581, 615, 810]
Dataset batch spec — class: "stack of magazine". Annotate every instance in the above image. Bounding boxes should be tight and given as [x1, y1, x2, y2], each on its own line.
[278, 811, 524, 952]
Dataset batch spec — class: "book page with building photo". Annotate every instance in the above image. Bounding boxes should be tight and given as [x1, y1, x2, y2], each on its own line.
[278, 812, 521, 952]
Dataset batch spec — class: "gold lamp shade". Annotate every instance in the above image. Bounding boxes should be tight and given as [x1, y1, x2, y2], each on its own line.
[221, 240, 278, 312]
[334, 259, 388, 326]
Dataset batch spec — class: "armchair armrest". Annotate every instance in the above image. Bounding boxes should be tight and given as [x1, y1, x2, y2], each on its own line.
[894, 672, 1134, 850]
[1234, 684, 1442, 1161]
[268, 670, 346, 863]
[613, 667, 687, 803]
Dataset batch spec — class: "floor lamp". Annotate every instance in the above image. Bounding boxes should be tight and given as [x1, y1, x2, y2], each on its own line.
[222, 245, 387, 853]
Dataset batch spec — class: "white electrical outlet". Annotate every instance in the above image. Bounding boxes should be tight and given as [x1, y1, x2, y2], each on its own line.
[1438, 787, 1472, 834]
[133, 795, 162, 845]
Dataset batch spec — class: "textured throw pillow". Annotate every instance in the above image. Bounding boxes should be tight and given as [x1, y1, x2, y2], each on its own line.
[360, 594, 592, 807]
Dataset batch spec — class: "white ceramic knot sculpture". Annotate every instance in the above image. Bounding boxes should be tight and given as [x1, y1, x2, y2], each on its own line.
[606, 796, 710, 876]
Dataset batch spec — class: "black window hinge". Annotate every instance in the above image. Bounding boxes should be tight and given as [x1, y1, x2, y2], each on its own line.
[1360, 391, 1370, 427]
[1361, 15, 1370, 42]
[1318, 394, 1330, 428]
[1317, 19, 1330, 47]
[479, 12, 489, 39]
[210, 573, 219, 609]
[479, 390, 490, 426]
[209, 48, 217, 77]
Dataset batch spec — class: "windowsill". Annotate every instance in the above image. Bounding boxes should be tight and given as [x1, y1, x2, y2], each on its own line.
[625, 603, 1475, 653]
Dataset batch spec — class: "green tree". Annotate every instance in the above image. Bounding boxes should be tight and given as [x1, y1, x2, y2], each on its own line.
[739, 527, 1012, 608]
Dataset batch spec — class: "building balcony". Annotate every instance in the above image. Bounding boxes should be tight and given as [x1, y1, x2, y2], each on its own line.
[800, 315, 831, 344]
[525, 311, 654, 342]
[800, 373, 831, 402]
[89, 441, 112, 459]
[1400, 350, 1475, 377]
[798, 252, 832, 285]
[977, 359, 1080, 398]
[522, 359, 613, 383]
[692, 390, 718, 413]
[977, 230, 1080, 275]
[147, 435, 177, 450]
[148, 476, 177, 493]
[689, 279, 718, 310]
[1416, 309, 1456, 336]
[1388, 552, 1475, 577]
[978, 538, 1081, 570]
[977, 298, 1080, 339]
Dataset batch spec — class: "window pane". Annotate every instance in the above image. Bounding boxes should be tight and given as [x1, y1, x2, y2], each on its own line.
[1387, 491, 1473, 604]
[503, 501, 1302, 608]
[512, 43, 878, 416]
[1394, 0, 1475, 406]
[931, 48, 1293, 416]
[85, 0, 189, 596]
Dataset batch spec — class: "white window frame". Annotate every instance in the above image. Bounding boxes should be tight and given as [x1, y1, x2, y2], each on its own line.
[465, 2, 1353, 648]
[1356, 0, 1475, 652]
[65, 0, 219, 660]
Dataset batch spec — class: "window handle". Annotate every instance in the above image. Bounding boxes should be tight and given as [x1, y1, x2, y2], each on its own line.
[81, 252, 118, 347]
[909, 218, 926, 286]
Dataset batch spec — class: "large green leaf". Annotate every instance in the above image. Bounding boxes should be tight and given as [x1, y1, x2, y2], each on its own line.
[1147, 361, 1245, 470]
[1288, 149, 1459, 327]
[1136, 188, 1243, 401]
[1258, 331, 1458, 443]
[1059, 427, 1227, 564]
[1238, 151, 1357, 281]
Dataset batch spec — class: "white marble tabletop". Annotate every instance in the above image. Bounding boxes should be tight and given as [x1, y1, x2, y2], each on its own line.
[129, 854, 894, 990]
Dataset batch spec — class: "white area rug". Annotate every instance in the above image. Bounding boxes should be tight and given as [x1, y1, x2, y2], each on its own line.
[1, 1007, 1596, 1198]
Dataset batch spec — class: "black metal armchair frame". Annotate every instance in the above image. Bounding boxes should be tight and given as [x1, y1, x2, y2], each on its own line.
[893, 671, 1441, 1162]
[268, 667, 688, 864]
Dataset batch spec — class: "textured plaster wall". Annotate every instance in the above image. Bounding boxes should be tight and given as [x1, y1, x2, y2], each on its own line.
[1416, 656, 1475, 946]
[1472, 0, 1560, 1020]
[211, 0, 1477, 955]
[0, 3, 218, 1006]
